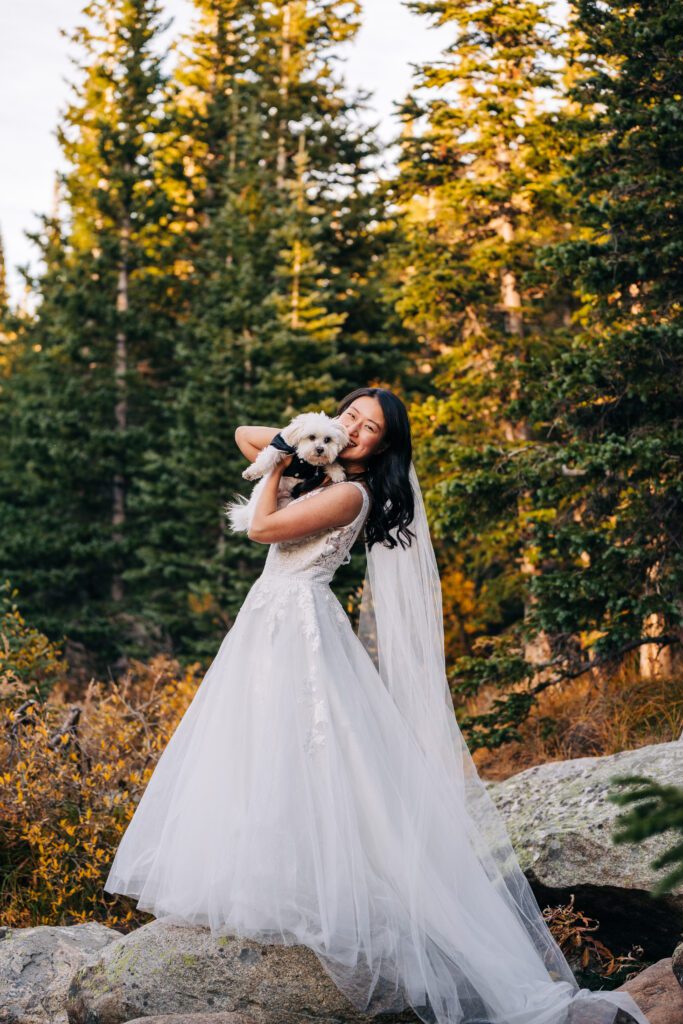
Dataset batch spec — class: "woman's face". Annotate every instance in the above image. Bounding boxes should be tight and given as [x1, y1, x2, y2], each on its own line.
[337, 396, 387, 465]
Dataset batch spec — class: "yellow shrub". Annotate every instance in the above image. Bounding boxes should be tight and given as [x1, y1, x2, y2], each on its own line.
[0, 650, 202, 930]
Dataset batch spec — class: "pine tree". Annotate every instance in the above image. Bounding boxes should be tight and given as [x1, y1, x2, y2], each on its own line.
[393, 0, 575, 727]
[0, 0, 423, 670]
[0, 0, 176, 670]
[426, 0, 683, 746]
[126, 0, 414, 659]
[0, 231, 8, 320]
[0, 230, 12, 367]
[518, 0, 683, 681]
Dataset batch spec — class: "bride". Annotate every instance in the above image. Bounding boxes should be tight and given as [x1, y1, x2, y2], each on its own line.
[104, 387, 650, 1024]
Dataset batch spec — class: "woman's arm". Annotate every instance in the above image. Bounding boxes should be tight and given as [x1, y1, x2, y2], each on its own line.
[248, 462, 364, 544]
[235, 425, 280, 463]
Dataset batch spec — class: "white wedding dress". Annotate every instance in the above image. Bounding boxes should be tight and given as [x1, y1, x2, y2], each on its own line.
[104, 478, 650, 1024]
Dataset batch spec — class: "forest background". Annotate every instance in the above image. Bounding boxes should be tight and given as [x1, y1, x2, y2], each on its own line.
[0, 0, 682, 935]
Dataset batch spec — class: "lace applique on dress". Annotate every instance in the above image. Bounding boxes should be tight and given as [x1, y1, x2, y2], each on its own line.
[240, 482, 368, 651]
[324, 588, 353, 628]
[240, 576, 286, 642]
[260, 479, 370, 585]
[297, 583, 322, 652]
[296, 671, 329, 755]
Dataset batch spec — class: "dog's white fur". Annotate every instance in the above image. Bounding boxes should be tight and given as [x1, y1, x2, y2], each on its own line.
[225, 412, 350, 533]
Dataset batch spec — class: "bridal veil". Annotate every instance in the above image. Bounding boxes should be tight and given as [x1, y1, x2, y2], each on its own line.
[340, 460, 651, 1024]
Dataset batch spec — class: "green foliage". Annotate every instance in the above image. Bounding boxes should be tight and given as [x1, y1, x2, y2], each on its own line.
[0, 0, 177, 668]
[0, 581, 67, 701]
[2, 0, 681, 711]
[393, 0, 581, 741]
[401, 0, 683, 745]
[608, 774, 683, 895]
[122, 0, 417, 660]
[0, 0, 419, 668]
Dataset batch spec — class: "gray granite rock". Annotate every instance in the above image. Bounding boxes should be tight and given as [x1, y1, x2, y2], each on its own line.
[0, 921, 123, 1024]
[66, 920, 419, 1024]
[486, 740, 683, 958]
[7, 742, 681, 1024]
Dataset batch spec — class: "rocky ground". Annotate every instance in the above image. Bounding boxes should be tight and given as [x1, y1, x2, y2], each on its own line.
[2, 741, 681, 1024]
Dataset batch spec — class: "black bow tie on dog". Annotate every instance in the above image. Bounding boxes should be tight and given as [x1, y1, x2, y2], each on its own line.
[269, 432, 328, 499]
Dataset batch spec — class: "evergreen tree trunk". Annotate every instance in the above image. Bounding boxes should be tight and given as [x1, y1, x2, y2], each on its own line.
[112, 217, 130, 603]
[276, 1, 292, 190]
[496, 205, 553, 668]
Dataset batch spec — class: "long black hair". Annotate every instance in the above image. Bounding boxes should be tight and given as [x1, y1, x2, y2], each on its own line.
[336, 387, 416, 551]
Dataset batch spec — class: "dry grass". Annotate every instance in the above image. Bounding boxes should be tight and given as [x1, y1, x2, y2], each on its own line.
[468, 664, 683, 781]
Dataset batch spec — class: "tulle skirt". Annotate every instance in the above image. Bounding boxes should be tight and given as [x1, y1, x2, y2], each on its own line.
[104, 572, 649, 1024]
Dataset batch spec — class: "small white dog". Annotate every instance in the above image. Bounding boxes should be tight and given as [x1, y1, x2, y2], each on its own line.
[225, 411, 350, 534]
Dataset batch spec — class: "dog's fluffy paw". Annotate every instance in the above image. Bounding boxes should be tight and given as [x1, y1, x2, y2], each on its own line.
[242, 465, 259, 481]
[326, 463, 347, 483]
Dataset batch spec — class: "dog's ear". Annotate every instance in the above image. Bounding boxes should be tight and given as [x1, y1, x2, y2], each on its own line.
[281, 414, 309, 447]
[331, 420, 349, 443]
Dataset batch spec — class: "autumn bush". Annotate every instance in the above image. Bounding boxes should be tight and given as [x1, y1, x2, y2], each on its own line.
[0, 581, 67, 700]
[0, 590, 202, 930]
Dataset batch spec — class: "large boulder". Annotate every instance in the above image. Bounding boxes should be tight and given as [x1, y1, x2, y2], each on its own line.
[66, 920, 419, 1024]
[486, 740, 683, 958]
[0, 921, 122, 1024]
[66, 918, 682, 1024]
[673, 941, 683, 987]
[617, 956, 683, 1024]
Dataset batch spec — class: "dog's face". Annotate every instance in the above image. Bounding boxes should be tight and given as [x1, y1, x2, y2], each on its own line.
[283, 412, 349, 466]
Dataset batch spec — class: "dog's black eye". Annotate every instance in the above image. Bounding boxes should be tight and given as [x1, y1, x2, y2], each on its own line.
[309, 435, 315, 440]
[324, 437, 330, 442]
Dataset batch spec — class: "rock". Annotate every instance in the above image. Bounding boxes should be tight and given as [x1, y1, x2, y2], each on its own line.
[0, 921, 123, 1024]
[66, 920, 420, 1024]
[616, 957, 683, 1024]
[672, 942, 683, 988]
[486, 740, 683, 959]
[126, 1016, 257, 1024]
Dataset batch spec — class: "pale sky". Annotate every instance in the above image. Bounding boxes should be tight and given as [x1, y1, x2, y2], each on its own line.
[0, 1, 453, 302]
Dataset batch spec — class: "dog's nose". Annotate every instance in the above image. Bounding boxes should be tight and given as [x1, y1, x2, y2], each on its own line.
[315, 446, 325, 454]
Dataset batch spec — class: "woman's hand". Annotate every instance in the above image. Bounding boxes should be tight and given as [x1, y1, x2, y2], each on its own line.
[249, 451, 294, 536]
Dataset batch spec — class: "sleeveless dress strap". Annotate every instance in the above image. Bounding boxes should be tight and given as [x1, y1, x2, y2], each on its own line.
[344, 479, 370, 523]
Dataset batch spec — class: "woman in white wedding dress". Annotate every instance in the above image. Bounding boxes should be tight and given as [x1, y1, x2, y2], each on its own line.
[104, 387, 651, 1024]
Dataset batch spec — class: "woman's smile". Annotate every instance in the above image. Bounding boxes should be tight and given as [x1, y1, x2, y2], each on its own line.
[337, 397, 386, 466]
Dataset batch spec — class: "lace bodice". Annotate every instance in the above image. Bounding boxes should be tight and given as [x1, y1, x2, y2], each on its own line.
[260, 479, 371, 585]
